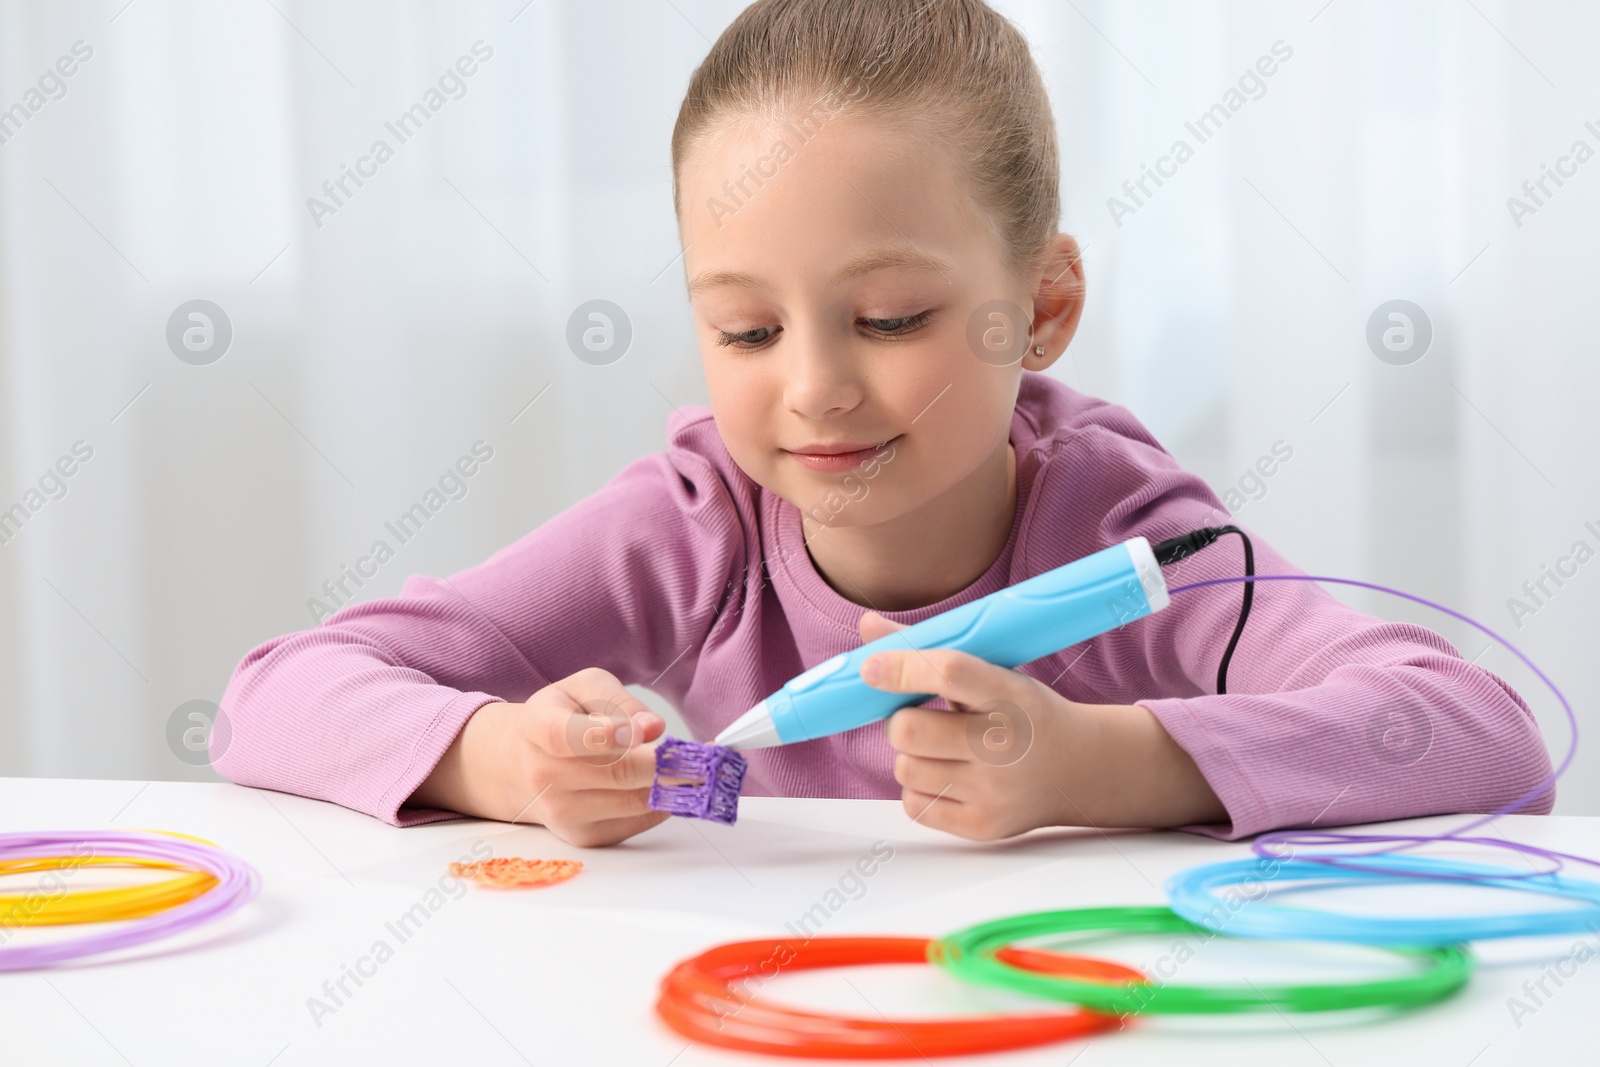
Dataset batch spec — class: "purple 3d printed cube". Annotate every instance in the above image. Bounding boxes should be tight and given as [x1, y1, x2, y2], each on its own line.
[648, 737, 748, 824]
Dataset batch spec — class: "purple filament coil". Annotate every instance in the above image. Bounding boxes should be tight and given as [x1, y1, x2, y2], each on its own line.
[649, 738, 748, 824]
[0, 829, 260, 971]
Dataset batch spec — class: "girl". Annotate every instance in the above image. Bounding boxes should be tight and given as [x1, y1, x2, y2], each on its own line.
[215, 0, 1552, 848]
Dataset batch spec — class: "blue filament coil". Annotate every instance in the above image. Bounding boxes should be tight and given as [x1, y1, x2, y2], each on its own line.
[1166, 854, 1600, 945]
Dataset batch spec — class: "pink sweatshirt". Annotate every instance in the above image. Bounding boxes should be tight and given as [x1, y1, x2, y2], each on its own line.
[214, 373, 1554, 838]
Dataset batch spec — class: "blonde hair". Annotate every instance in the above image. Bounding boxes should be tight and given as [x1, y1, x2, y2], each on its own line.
[671, 0, 1060, 276]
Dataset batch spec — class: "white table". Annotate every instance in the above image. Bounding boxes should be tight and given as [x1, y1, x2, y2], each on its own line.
[0, 778, 1595, 1065]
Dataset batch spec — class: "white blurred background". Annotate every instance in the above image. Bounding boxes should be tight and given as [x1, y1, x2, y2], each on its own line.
[0, 1, 1594, 813]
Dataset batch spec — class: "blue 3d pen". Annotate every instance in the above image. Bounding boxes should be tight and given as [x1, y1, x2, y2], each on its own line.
[714, 536, 1172, 750]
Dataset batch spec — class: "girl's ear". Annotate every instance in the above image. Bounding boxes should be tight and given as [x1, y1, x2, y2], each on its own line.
[1025, 234, 1086, 372]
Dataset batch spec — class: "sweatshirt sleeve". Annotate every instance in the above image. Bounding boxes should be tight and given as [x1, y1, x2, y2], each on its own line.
[212, 431, 747, 827]
[1025, 417, 1556, 842]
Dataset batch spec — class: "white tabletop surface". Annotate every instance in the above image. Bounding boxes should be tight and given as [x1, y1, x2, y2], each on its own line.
[1, 777, 1596, 1066]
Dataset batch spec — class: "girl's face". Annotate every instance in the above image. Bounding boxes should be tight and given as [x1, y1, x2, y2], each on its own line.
[678, 110, 1061, 532]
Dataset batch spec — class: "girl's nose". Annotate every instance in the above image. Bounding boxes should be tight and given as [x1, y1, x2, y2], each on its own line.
[781, 332, 864, 420]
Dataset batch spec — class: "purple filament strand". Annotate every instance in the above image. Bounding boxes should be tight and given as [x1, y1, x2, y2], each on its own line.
[1166, 572, 1590, 882]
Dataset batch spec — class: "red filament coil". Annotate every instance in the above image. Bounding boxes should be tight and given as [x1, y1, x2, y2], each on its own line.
[655, 935, 1143, 1058]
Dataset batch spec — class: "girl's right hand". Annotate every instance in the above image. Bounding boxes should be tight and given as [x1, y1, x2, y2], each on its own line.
[411, 667, 670, 847]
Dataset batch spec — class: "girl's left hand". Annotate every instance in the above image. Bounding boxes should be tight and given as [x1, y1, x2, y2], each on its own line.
[857, 610, 1090, 841]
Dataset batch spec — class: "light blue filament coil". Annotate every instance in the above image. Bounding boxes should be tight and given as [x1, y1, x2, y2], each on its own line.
[1166, 854, 1600, 945]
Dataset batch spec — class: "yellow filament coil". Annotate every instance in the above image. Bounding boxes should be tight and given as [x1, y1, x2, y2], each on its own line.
[0, 854, 217, 927]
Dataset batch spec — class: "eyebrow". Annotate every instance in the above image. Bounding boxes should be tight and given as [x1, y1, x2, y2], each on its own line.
[686, 246, 953, 297]
[836, 247, 953, 282]
[686, 268, 766, 297]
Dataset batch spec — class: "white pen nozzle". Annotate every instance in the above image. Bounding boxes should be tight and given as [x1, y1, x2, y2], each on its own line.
[714, 699, 782, 750]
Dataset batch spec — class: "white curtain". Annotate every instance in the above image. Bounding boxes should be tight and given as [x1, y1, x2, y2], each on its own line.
[2, 0, 1594, 814]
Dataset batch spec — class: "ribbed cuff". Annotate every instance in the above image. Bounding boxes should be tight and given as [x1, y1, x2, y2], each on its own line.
[1136, 697, 1270, 841]
[378, 690, 503, 828]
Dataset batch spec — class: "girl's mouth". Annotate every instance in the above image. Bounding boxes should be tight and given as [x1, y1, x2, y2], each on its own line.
[784, 435, 900, 473]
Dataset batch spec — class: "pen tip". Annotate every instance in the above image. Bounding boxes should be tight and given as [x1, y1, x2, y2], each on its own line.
[714, 699, 781, 750]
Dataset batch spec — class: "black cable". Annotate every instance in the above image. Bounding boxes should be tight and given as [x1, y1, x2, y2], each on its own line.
[1151, 525, 1255, 695]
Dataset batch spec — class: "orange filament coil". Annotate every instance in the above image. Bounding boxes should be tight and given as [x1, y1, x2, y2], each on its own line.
[448, 857, 583, 889]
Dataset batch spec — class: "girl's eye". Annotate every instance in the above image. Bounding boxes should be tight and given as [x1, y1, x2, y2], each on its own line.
[712, 312, 932, 348]
[715, 326, 779, 348]
[859, 311, 932, 337]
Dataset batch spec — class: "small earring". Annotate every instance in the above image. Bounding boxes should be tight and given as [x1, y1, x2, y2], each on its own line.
[1033, 346, 1045, 356]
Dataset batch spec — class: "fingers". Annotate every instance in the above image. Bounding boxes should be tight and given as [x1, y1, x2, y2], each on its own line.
[543, 784, 656, 825]
[885, 705, 973, 759]
[906, 791, 1010, 841]
[616, 742, 666, 791]
[858, 610, 906, 643]
[862, 646, 1029, 711]
[494, 668, 683, 846]
[634, 710, 667, 745]
[531, 667, 659, 760]
[893, 750, 968, 798]
[588, 714, 668, 792]
[559, 810, 672, 849]
[902, 786, 963, 828]
[530, 702, 658, 785]
[903, 782, 1024, 842]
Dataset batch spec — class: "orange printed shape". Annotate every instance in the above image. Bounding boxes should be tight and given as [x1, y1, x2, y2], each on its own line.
[448, 857, 583, 889]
